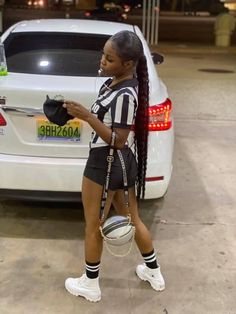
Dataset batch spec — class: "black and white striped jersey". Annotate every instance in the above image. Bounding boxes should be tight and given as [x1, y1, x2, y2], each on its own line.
[90, 77, 138, 148]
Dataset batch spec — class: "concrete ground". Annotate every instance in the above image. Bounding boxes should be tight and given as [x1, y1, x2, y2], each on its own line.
[0, 43, 236, 314]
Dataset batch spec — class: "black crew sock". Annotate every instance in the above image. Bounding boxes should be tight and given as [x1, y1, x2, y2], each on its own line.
[85, 261, 100, 279]
[142, 249, 159, 269]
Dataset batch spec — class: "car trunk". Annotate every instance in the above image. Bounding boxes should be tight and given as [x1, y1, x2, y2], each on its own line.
[0, 73, 104, 158]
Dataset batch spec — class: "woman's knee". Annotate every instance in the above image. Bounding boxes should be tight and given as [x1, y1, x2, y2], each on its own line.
[85, 224, 101, 236]
[131, 213, 143, 228]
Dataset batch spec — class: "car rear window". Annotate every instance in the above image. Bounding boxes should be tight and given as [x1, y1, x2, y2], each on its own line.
[4, 32, 110, 76]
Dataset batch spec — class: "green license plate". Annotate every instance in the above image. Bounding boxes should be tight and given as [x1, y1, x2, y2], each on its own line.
[37, 118, 81, 142]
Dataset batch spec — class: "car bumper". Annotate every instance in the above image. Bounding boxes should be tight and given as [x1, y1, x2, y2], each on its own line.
[0, 153, 86, 191]
[0, 189, 81, 202]
[0, 152, 172, 201]
[145, 168, 172, 199]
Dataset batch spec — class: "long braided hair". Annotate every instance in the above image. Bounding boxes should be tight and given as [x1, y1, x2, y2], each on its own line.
[110, 31, 149, 200]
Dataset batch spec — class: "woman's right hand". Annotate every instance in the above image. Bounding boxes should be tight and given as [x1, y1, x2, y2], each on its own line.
[63, 101, 92, 122]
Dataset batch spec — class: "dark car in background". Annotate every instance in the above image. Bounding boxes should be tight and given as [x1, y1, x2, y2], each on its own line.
[83, 7, 127, 22]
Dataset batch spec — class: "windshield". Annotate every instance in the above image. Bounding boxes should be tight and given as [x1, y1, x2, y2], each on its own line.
[4, 32, 109, 76]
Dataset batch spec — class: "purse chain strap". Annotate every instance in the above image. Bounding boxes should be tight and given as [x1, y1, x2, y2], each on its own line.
[100, 131, 130, 222]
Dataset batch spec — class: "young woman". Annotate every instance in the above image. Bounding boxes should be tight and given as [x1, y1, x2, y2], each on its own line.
[63, 30, 165, 302]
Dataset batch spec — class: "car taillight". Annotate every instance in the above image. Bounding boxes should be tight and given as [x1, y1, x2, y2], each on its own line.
[149, 98, 172, 131]
[85, 11, 91, 17]
[0, 113, 7, 126]
[145, 176, 164, 182]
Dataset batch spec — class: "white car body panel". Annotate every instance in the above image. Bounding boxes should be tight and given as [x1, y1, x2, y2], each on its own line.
[0, 19, 174, 200]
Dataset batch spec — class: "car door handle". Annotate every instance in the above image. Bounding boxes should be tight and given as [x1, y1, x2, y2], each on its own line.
[0, 105, 43, 116]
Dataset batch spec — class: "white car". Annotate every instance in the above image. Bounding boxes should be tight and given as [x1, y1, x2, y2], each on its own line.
[0, 19, 174, 201]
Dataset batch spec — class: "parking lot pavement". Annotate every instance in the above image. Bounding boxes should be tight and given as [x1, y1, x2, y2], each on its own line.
[0, 44, 236, 314]
[154, 42, 236, 122]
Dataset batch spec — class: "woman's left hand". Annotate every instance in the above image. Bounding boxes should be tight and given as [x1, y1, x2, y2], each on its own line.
[63, 101, 91, 121]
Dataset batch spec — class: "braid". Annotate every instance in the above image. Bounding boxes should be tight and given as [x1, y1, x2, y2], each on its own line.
[135, 55, 149, 200]
[110, 30, 149, 199]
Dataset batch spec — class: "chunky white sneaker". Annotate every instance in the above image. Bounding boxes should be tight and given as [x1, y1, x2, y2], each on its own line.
[136, 264, 165, 291]
[65, 274, 101, 302]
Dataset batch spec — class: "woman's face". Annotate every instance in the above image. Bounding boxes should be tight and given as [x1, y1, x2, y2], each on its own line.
[100, 40, 127, 78]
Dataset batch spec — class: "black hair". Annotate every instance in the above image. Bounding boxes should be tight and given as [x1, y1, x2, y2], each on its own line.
[110, 31, 149, 200]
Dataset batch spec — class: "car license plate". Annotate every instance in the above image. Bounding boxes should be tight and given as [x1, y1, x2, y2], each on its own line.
[37, 118, 81, 142]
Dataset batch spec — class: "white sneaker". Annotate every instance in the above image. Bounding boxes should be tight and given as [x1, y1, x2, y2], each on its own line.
[136, 263, 165, 291]
[65, 274, 101, 302]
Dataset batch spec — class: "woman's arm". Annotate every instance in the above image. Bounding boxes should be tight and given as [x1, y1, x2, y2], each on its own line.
[87, 114, 130, 149]
[63, 101, 129, 149]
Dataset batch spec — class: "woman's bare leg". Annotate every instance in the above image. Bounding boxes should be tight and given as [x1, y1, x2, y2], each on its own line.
[65, 177, 115, 301]
[82, 176, 115, 262]
[112, 187, 153, 254]
[112, 187, 165, 292]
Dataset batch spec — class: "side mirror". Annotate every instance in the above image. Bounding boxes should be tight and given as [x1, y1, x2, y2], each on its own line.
[151, 52, 164, 65]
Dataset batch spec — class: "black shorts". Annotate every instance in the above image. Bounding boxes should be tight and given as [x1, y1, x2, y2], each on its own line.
[83, 146, 138, 190]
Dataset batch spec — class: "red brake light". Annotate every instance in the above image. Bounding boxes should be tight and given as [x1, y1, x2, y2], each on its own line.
[145, 176, 164, 182]
[85, 12, 91, 17]
[148, 98, 172, 131]
[0, 113, 7, 126]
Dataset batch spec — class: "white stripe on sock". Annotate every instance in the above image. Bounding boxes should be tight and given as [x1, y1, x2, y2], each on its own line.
[86, 265, 100, 272]
[144, 256, 157, 263]
[144, 253, 156, 261]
